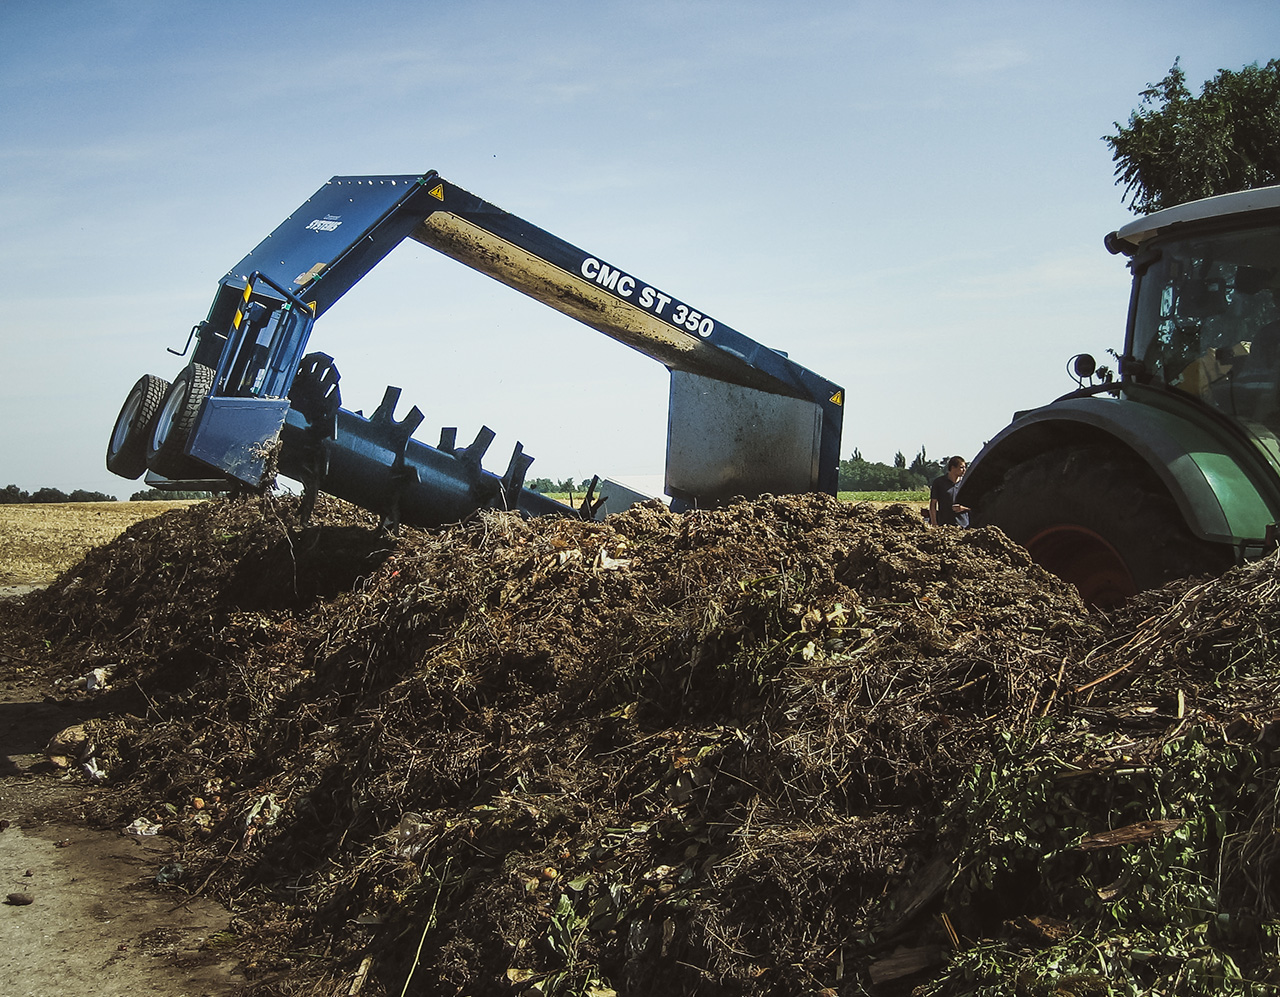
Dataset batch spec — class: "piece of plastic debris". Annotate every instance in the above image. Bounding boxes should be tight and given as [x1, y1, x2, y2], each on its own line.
[392, 812, 429, 858]
[243, 793, 280, 829]
[123, 817, 163, 836]
[86, 667, 111, 692]
[155, 863, 185, 884]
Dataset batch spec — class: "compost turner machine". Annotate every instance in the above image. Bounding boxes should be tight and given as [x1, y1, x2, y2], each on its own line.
[107, 171, 844, 527]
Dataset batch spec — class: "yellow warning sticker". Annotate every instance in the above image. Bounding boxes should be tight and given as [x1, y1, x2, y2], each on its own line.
[428, 184, 445, 201]
[233, 281, 253, 329]
[830, 390, 843, 406]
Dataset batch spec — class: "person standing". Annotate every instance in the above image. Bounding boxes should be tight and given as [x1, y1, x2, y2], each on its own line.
[929, 456, 970, 527]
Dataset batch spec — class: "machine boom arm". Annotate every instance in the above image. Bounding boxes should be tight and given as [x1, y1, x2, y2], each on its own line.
[111, 170, 845, 525]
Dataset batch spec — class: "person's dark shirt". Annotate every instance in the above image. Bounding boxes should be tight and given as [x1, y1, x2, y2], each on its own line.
[930, 473, 969, 528]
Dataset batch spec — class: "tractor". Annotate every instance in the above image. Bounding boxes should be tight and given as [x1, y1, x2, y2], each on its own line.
[963, 184, 1280, 605]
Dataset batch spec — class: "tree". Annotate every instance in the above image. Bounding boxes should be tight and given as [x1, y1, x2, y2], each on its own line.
[0, 484, 117, 503]
[909, 446, 944, 483]
[129, 489, 216, 500]
[28, 487, 69, 503]
[67, 489, 117, 502]
[837, 450, 927, 491]
[1104, 58, 1280, 214]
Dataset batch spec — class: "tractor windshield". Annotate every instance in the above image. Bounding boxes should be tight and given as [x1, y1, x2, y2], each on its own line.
[1131, 224, 1280, 437]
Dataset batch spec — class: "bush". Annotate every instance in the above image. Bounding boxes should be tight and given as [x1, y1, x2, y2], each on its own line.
[838, 454, 926, 491]
[128, 489, 217, 501]
[0, 484, 116, 503]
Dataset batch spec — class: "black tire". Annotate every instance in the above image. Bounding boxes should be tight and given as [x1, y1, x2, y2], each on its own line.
[973, 444, 1234, 607]
[146, 363, 216, 480]
[106, 374, 171, 479]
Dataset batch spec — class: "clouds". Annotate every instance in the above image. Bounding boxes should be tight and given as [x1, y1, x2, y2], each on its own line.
[948, 40, 1034, 76]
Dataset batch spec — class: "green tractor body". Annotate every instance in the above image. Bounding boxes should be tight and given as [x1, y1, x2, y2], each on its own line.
[962, 185, 1280, 605]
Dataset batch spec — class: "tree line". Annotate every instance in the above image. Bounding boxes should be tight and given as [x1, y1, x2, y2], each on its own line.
[525, 477, 597, 495]
[0, 484, 220, 503]
[0, 484, 118, 504]
[838, 447, 947, 491]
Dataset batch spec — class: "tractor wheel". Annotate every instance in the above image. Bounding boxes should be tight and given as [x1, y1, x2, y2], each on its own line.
[146, 363, 216, 480]
[106, 374, 171, 479]
[974, 444, 1234, 607]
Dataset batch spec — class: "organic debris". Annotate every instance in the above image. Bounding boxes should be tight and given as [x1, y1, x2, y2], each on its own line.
[2, 492, 1279, 996]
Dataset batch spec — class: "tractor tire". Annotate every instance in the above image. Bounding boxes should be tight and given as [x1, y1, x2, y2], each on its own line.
[973, 444, 1234, 607]
[106, 374, 171, 479]
[146, 363, 216, 480]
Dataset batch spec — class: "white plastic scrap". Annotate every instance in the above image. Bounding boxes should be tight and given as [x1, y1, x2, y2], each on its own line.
[85, 667, 112, 692]
[594, 547, 632, 571]
[61, 664, 116, 693]
[243, 793, 281, 829]
[393, 812, 431, 858]
[123, 817, 163, 836]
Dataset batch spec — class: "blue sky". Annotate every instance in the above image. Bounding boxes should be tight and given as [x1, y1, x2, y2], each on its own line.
[3, 0, 1279, 498]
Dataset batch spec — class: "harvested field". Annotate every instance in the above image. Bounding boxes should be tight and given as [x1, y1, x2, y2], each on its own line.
[2, 493, 1279, 995]
[0, 501, 197, 587]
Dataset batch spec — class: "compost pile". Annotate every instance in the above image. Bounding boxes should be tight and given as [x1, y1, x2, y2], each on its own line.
[5, 493, 1280, 996]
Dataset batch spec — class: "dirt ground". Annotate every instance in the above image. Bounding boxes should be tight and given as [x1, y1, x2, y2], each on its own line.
[0, 501, 196, 594]
[0, 501, 243, 996]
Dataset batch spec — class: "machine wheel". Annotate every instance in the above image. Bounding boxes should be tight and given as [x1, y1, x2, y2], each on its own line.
[106, 374, 171, 479]
[146, 363, 216, 480]
[974, 444, 1234, 607]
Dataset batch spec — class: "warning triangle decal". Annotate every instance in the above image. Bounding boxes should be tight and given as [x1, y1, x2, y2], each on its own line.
[428, 184, 445, 201]
[830, 390, 843, 406]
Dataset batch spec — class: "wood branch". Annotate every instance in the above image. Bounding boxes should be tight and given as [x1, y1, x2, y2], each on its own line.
[1076, 818, 1188, 850]
[881, 854, 957, 934]
[868, 944, 946, 984]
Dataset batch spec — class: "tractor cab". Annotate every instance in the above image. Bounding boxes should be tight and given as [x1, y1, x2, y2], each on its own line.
[1124, 220, 1280, 448]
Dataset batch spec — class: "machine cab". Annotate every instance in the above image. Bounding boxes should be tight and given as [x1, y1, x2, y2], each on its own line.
[1111, 186, 1280, 456]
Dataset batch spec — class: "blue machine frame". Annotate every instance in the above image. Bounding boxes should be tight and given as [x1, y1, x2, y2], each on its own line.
[119, 170, 846, 525]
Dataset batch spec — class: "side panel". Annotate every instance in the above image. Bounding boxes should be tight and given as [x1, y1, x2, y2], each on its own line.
[187, 396, 291, 486]
[962, 393, 1280, 546]
[666, 371, 822, 506]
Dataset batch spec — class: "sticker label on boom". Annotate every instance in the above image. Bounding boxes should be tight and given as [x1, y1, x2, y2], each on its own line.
[579, 256, 715, 337]
[294, 263, 327, 285]
[306, 215, 342, 233]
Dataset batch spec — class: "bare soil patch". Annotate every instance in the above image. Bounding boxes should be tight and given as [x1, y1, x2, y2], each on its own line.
[0, 674, 245, 996]
[0, 500, 239, 996]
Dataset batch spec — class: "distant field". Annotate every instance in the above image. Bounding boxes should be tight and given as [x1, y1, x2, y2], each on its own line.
[840, 490, 929, 504]
[0, 501, 197, 586]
